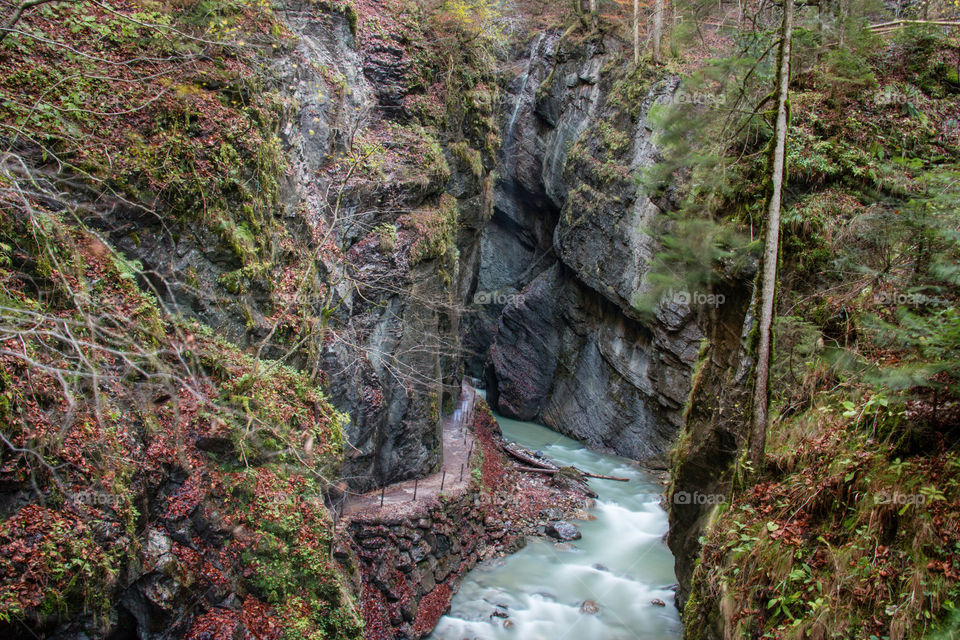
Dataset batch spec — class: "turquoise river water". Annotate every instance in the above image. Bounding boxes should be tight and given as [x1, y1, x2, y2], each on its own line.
[427, 410, 682, 640]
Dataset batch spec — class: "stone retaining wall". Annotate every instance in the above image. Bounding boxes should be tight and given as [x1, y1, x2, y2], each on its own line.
[347, 489, 523, 640]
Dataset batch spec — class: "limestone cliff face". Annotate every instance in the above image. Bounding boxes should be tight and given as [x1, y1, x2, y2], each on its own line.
[95, 1, 496, 490]
[272, 2, 498, 489]
[473, 31, 701, 461]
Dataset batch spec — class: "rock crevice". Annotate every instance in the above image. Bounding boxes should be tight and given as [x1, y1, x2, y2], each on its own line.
[472, 31, 701, 461]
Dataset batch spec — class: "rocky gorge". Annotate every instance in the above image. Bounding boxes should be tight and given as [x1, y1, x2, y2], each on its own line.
[6, 0, 955, 637]
[0, 0, 711, 636]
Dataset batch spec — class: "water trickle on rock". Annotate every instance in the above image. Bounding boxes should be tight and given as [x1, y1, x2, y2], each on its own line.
[428, 411, 681, 640]
[504, 34, 544, 143]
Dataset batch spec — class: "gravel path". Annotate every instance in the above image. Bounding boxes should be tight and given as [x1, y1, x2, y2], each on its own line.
[342, 382, 477, 519]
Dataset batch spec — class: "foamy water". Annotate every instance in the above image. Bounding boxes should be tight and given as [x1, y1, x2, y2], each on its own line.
[428, 412, 681, 640]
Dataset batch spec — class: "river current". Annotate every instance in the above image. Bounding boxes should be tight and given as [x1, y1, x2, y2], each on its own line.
[428, 410, 681, 640]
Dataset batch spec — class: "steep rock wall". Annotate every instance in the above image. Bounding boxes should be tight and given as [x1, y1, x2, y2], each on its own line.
[89, 0, 497, 490]
[474, 31, 701, 461]
[666, 279, 753, 612]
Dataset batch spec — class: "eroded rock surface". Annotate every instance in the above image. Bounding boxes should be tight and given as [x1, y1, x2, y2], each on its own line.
[473, 32, 701, 460]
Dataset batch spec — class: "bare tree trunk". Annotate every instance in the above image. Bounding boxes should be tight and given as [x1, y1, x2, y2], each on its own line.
[633, 0, 640, 64]
[590, 0, 597, 13]
[838, 0, 849, 49]
[748, 0, 793, 470]
[651, 0, 664, 63]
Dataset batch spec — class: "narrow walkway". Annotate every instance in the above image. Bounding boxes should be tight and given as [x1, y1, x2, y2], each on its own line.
[342, 381, 477, 518]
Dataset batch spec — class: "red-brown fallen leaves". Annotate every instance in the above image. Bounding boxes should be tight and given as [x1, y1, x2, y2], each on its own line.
[165, 472, 211, 520]
[186, 607, 241, 640]
[412, 583, 452, 636]
[241, 597, 283, 640]
[0, 505, 114, 616]
[473, 406, 507, 491]
[360, 582, 393, 640]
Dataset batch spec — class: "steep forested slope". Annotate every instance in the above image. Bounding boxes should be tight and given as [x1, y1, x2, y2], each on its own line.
[663, 17, 960, 640]
[0, 0, 501, 636]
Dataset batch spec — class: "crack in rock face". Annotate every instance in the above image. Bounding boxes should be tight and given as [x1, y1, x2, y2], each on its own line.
[472, 32, 700, 463]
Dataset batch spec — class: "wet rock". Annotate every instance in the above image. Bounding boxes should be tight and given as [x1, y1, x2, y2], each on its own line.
[480, 35, 699, 462]
[650, 598, 666, 607]
[592, 563, 609, 572]
[401, 598, 418, 623]
[217, 593, 242, 610]
[419, 565, 436, 594]
[545, 521, 581, 541]
[359, 536, 386, 550]
[49, 624, 94, 640]
[580, 600, 600, 614]
[396, 551, 414, 572]
[411, 540, 430, 562]
[435, 554, 457, 581]
[138, 573, 185, 613]
[195, 435, 234, 454]
[539, 507, 563, 520]
[372, 562, 396, 598]
[553, 542, 578, 552]
[145, 529, 175, 572]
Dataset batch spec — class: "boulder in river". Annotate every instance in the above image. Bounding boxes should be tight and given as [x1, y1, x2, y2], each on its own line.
[580, 600, 600, 614]
[650, 598, 666, 607]
[545, 521, 581, 541]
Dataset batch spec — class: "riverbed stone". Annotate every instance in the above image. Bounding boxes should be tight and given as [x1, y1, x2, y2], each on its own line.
[539, 507, 563, 520]
[545, 521, 581, 541]
[580, 600, 600, 614]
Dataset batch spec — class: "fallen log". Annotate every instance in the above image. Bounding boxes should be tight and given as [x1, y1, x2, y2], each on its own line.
[513, 465, 629, 482]
[501, 442, 629, 481]
[581, 471, 630, 482]
[501, 443, 557, 470]
[516, 465, 559, 474]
